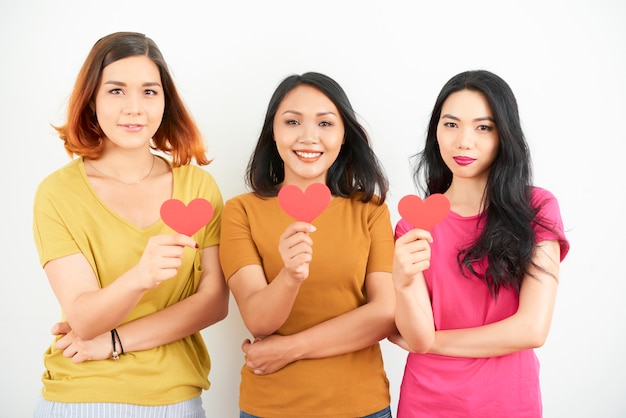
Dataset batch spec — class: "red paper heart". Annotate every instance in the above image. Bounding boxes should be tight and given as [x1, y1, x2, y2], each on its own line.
[398, 194, 450, 230]
[277, 183, 331, 222]
[160, 198, 214, 236]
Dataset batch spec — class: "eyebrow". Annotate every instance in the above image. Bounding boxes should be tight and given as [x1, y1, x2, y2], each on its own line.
[441, 113, 495, 123]
[280, 110, 338, 117]
[103, 80, 162, 87]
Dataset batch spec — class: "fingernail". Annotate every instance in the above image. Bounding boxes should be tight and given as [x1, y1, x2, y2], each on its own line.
[195, 243, 199, 249]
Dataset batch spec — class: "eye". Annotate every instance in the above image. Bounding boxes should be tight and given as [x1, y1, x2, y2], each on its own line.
[109, 88, 124, 95]
[144, 89, 158, 96]
[319, 121, 332, 127]
[286, 119, 300, 126]
[443, 122, 457, 128]
[477, 124, 493, 132]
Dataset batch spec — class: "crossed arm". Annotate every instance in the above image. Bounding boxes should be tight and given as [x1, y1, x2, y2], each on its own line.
[226, 222, 396, 375]
[428, 240, 561, 358]
[48, 241, 228, 363]
[392, 230, 561, 358]
[230, 266, 395, 375]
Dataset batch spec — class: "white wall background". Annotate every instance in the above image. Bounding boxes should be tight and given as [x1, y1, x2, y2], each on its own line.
[1, 1, 624, 416]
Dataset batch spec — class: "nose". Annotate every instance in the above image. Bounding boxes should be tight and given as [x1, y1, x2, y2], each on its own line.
[456, 128, 474, 149]
[123, 94, 142, 116]
[298, 136, 317, 144]
[298, 122, 319, 144]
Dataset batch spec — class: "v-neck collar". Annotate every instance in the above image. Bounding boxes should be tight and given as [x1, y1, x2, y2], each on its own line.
[79, 156, 174, 233]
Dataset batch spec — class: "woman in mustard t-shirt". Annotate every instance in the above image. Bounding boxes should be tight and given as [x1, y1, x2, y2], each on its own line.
[219, 72, 395, 418]
[32, 32, 228, 417]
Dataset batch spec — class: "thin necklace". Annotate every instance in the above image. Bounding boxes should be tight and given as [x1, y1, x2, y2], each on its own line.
[86, 155, 157, 185]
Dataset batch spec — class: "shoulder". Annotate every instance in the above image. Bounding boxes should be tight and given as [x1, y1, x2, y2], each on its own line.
[345, 192, 388, 209]
[530, 186, 557, 203]
[35, 159, 82, 198]
[221, 193, 280, 228]
[336, 193, 391, 223]
[173, 163, 218, 185]
[530, 186, 570, 259]
[172, 163, 223, 202]
[530, 186, 564, 216]
[224, 192, 268, 209]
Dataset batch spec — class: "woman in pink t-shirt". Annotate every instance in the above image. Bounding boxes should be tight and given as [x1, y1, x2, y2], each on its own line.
[391, 70, 569, 418]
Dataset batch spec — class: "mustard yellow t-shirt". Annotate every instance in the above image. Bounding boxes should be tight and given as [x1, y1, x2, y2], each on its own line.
[32, 156, 223, 405]
[219, 192, 393, 418]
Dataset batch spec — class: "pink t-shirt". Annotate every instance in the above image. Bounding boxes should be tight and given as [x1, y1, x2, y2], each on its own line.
[396, 187, 569, 418]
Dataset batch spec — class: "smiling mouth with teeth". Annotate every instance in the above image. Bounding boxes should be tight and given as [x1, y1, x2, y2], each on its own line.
[295, 151, 321, 159]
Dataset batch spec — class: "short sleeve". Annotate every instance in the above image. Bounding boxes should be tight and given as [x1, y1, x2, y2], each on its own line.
[531, 187, 570, 261]
[199, 174, 224, 248]
[174, 165, 224, 248]
[394, 218, 414, 241]
[219, 196, 263, 281]
[32, 180, 81, 267]
[365, 201, 394, 274]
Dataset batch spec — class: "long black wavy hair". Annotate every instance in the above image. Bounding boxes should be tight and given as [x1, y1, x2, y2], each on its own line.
[246, 72, 388, 203]
[416, 70, 541, 296]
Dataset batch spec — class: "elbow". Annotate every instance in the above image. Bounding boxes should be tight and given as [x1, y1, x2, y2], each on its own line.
[216, 293, 230, 321]
[410, 346, 431, 355]
[524, 322, 551, 349]
[217, 301, 229, 322]
[71, 324, 103, 341]
[381, 304, 397, 329]
[375, 302, 398, 339]
[409, 331, 436, 354]
[527, 328, 550, 349]
[408, 336, 435, 354]
[62, 313, 105, 340]
[395, 322, 435, 354]
[212, 282, 231, 320]
[211, 304, 228, 324]
[206, 293, 229, 326]
[245, 322, 278, 339]
[239, 308, 283, 338]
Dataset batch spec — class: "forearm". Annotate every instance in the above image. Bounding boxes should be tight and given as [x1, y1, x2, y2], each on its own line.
[118, 245, 229, 352]
[55, 247, 229, 361]
[237, 267, 302, 337]
[429, 315, 548, 358]
[430, 241, 561, 358]
[52, 289, 228, 362]
[394, 276, 435, 353]
[285, 301, 395, 361]
[117, 287, 228, 352]
[66, 269, 147, 339]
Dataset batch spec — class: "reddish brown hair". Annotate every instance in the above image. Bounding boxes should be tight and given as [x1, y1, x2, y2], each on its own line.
[54, 31, 210, 166]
